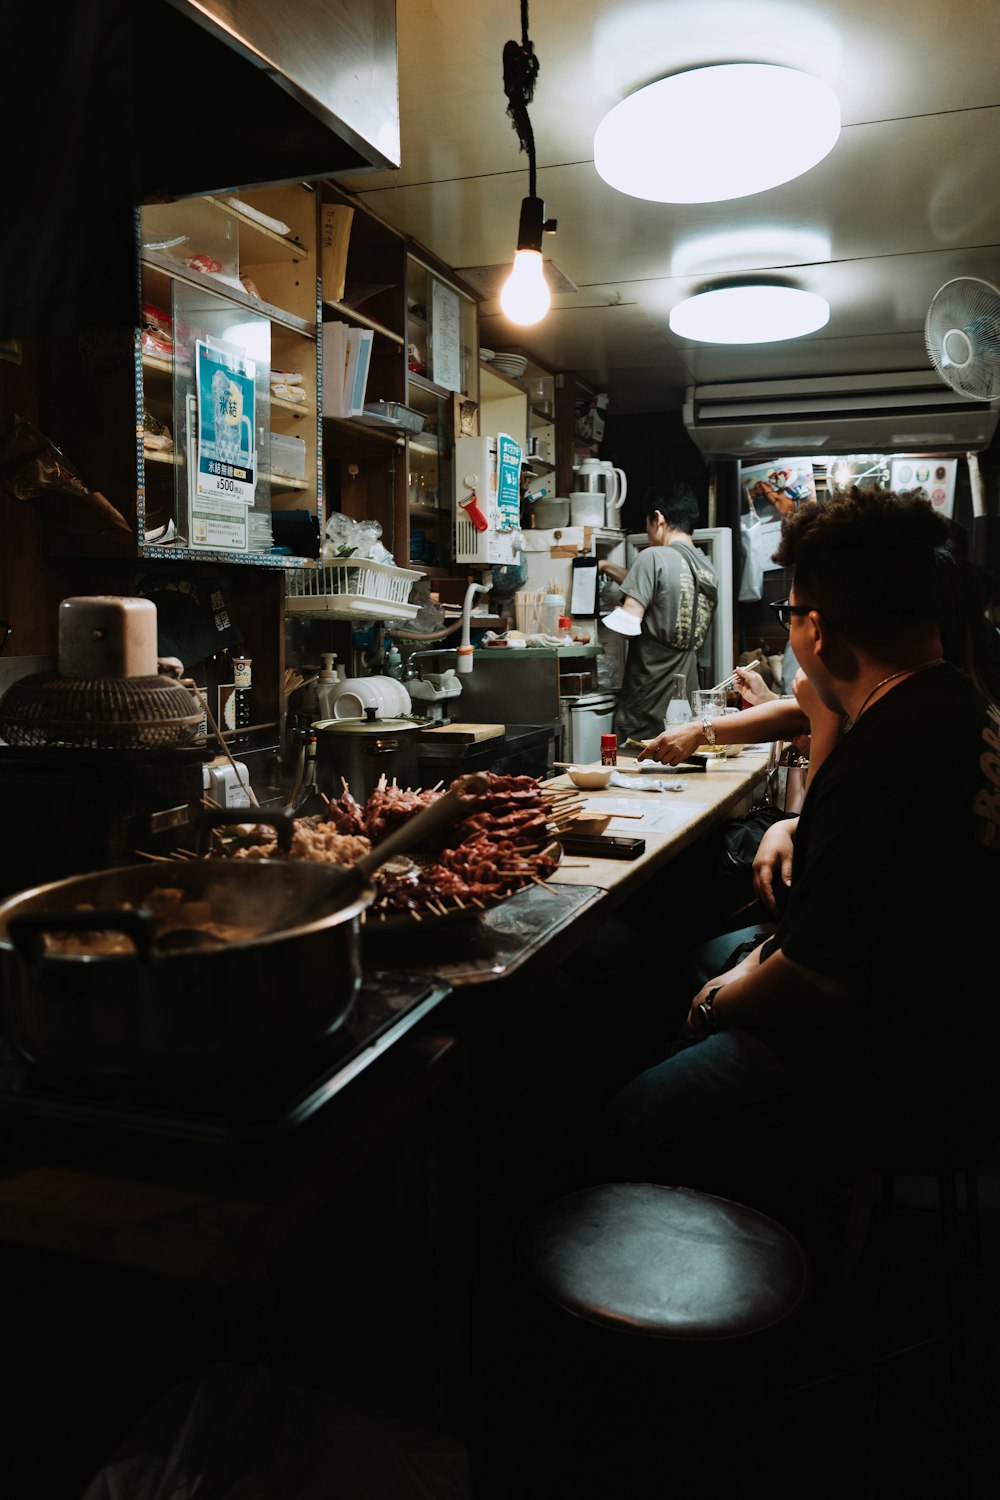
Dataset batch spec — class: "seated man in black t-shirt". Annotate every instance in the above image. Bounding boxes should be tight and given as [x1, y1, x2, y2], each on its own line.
[605, 487, 1000, 1208]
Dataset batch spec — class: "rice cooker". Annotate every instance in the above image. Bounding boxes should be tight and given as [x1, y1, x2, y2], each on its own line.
[313, 708, 421, 799]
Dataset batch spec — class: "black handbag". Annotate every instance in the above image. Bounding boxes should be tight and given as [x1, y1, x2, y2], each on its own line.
[713, 802, 792, 922]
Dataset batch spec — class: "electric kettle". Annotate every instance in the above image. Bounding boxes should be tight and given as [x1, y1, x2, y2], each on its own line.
[572, 458, 628, 526]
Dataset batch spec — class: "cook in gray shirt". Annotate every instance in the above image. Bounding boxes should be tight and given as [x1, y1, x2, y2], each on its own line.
[602, 481, 718, 742]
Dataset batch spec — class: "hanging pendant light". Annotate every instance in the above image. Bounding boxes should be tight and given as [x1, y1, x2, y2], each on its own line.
[499, 5, 556, 326]
[500, 195, 555, 325]
[669, 282, 830, 344]
[595, 63, 840, 203]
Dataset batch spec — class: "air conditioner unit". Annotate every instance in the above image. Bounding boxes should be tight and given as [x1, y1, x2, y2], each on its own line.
[683, 371, 999, 458]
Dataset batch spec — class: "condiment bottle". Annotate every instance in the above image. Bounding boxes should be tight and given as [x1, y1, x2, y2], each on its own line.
[543, 592, 565, 634]
[600, 733, 617, 766]
[315, 652, 339, 719]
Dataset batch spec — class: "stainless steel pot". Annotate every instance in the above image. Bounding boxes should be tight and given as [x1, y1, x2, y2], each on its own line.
[0, 780, 483, 1076]
[313, 710, 420, 800]
[0, 859, 372, 1076]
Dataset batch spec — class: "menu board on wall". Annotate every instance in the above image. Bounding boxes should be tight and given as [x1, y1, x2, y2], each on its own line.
[891, 457, 957, 518]
[430, 279, 462, 391]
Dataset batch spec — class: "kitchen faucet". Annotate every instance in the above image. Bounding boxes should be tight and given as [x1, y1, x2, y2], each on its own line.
[456, 577, 491, 673]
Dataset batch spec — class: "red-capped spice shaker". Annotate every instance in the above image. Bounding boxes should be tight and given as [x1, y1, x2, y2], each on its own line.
[600, 733, 617, 766]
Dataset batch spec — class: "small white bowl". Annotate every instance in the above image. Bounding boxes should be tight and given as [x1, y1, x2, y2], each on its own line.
[566, 766, 613, 790]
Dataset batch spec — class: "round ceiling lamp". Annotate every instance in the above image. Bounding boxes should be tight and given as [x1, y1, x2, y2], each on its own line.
[669, 283, 830, 343]
[594, 63, 840, 203]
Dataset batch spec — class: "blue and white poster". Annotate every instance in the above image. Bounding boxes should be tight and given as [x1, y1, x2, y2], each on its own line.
[195, 340, 257, 507]
[496, 431, 522, 531]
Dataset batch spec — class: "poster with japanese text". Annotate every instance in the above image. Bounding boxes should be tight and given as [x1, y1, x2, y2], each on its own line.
[195, 340, 256, 507]
[496, 432, 522, 531]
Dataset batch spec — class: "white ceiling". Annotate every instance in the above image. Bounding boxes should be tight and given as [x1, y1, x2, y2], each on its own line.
[334, 0, 1000, 415]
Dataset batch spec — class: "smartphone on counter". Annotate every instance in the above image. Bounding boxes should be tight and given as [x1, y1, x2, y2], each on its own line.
[559, 833, 646, 859]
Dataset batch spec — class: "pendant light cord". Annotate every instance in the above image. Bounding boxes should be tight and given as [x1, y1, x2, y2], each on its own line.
[503, 1, 539, 198]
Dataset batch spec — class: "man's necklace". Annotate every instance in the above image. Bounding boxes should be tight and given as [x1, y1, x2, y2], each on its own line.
[850, 657, 945, 726]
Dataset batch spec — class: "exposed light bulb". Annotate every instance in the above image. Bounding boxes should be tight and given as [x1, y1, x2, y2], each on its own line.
[500, 249, 551, 326]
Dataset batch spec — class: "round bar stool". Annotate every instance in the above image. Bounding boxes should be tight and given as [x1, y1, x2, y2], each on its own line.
[519, 1181, 811, 1342]
[513, 1183, 813, 1495]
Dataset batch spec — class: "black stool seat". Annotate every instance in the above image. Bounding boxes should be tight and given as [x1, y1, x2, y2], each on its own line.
[519, 1182, 811, 1341]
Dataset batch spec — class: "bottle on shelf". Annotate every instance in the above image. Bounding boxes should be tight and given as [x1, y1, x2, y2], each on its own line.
[543, 593, 565, 634]
[316, 652, 340, 719]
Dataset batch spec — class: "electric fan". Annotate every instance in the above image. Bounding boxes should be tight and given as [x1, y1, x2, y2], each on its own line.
[924, 277, 1000, 401]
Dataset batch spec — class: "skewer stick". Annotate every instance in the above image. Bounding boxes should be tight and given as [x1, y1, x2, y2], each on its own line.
[136, 850, 174, 862]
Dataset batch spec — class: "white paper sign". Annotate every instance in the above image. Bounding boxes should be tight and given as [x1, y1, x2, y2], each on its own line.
[430, 279, 462, 391]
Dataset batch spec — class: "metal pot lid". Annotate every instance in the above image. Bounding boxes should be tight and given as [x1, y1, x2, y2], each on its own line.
[313, 715, 420, 735]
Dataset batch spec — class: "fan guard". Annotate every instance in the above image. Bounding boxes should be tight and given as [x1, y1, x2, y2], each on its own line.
[924, 276, 1000, 401]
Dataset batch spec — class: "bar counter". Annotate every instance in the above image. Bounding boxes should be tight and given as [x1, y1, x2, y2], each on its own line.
[0, 747, 771, 1488]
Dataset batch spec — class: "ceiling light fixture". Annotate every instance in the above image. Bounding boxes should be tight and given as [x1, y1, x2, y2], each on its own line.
[499, 3, 556, 326]
[595, 63, 840, 203]
[669, 283, 830, 344]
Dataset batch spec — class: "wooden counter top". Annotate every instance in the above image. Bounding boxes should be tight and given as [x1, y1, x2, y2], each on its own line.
[545, 749, 769, 906]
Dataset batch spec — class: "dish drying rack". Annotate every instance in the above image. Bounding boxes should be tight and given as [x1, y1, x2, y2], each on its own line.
[285, 558, 423, 621]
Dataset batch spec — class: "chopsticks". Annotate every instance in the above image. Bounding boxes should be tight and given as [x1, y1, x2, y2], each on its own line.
[706, 658, 760, 695]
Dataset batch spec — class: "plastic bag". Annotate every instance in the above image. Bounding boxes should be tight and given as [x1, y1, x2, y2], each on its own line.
[81, 1362, 470, 1500]
[0, 414, 132, 536]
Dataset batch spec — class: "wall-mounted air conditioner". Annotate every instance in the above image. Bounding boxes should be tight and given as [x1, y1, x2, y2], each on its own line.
[683, 371, 999, 458]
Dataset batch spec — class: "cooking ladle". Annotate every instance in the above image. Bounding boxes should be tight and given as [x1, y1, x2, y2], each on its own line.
[154, 774, 490, 953]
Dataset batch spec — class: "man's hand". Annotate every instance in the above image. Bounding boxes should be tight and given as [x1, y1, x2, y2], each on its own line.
[733, 666, 777, 706]
[753, 816, 798, 912]
[638, 721, 702, 763]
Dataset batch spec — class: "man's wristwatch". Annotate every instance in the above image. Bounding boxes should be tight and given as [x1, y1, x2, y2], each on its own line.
[697, 987, 722, 1034]
[702, 717, 717, 746]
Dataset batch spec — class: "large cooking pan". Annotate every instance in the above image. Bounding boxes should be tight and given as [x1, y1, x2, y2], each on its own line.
[0, 779, 483, 1077]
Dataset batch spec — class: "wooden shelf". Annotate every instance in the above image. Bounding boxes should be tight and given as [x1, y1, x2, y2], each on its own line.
[142, 251, 315, 338]
[322, 300, 405, 345]
[201, 197, 309, 261]
[408, 370, 454, 400]
[271, 394, 311, 418]
[142, 449, 310, 491]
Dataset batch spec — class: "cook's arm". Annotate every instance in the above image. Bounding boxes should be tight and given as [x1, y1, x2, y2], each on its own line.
[599, 559, 629, 584]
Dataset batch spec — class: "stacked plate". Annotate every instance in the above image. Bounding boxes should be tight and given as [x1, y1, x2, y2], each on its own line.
[490, 352, 528, 379]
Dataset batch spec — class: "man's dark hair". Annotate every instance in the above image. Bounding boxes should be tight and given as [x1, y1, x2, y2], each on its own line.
[644, 479, 700, 533]
[774, 485, 950, 649]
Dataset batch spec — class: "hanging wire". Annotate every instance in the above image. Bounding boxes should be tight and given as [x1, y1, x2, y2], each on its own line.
[503, 0, 540, 197]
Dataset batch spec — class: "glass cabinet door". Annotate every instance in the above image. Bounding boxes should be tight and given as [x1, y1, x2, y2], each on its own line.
[404, 256, 477, 569]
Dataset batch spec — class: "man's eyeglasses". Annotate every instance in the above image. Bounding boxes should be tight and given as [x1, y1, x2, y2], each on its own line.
[769, 597, 814, 632]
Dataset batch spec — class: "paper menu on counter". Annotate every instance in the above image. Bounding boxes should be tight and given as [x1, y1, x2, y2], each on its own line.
[582, 796, 711, 834]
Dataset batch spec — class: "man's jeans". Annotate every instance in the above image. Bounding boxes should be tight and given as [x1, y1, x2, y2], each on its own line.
[605, 1026, 800, 1175]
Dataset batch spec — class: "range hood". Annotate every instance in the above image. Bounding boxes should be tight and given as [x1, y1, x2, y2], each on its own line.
[150, 0, 400, 196]
[683, 370, 1000, 459]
